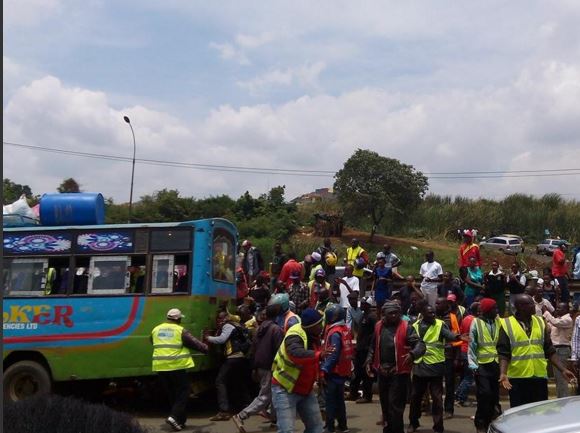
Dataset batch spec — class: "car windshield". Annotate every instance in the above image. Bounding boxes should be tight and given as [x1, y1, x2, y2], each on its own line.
[509, 240, 519, 245]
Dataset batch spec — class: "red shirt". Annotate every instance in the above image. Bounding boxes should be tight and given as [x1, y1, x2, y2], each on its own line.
[278, 259, 303, 287]
[552, 249, 568, 277]
[458, 243, 481, 267]
[460, 314, 474, 353]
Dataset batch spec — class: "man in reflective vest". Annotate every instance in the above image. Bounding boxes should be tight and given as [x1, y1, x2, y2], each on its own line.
[468, 298, 501, 433]
[408, 304, 465, 433]
[434, 296, 462, 420]
[271, 308, 326, 433]
[151, 308, 208, 432]
[366, 301, 425, 433]
[345, 238, 369, 279]
[320, 304, 354, 433]
[497, 294, 576, 408]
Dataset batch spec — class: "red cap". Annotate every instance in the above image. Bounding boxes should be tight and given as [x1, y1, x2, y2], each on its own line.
[479, 298, 497, 313]
[446, 294, 457, 302]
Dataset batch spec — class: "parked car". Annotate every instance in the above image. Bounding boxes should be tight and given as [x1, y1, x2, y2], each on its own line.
[488, 396, 580, 433]
[536, 239, 570, 256]
[479, 236, 523, 255]
[500, 234, 525, 253]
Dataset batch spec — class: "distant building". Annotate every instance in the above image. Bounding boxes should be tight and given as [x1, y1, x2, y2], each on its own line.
[291, 188, 336, 205]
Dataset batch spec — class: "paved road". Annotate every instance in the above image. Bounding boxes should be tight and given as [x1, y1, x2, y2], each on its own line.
[135, 398, 489, 433]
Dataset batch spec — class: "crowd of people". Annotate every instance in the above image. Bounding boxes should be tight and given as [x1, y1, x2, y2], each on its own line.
[152, 232, 580, 433]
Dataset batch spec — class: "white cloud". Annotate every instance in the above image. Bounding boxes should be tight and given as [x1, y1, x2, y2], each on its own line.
[210, 32, 275, 66]
[237, 62, 326, 95]
[3, 0, 62, 27]
[209, 42, 250, 66]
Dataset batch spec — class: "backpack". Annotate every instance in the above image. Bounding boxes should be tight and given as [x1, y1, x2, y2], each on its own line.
[231, 323, 252, 355]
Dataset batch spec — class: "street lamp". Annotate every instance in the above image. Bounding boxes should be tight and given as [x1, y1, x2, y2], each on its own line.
[123, 115, 136, 223]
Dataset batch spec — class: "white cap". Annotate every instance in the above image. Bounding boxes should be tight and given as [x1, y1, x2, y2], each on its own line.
[529, 270, 539, 279]
[167, 308, 184, 320]
[311, 252, 322, 262]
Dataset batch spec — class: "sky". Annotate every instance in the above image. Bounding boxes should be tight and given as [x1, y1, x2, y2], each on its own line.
[3, 0, 580, 203]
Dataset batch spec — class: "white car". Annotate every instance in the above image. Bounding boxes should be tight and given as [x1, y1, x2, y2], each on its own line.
[536, 239, 570, 256]
[479, 236, 523, 255]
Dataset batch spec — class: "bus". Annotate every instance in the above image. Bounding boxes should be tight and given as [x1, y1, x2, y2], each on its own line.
[2, 218, 238, 401]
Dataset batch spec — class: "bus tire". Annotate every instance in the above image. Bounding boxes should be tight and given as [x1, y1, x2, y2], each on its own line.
[3, 360, 51, 402]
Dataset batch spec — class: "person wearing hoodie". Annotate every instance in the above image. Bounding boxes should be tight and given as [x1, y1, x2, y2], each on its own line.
[232, 304, 284, 433]
[271, 308, 326, 433]
[321, 304, 354, 433]
[365, 301, 425, 433]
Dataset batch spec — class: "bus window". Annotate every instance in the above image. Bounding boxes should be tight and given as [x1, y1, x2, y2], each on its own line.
[174, 255, 189, 293]
[213, 231, 235, 283]
[88, 256, 130, 295]
[151, 255, 174, 293]
[128, 255, 147, 294]
[45, 257, 71, 295]
[3, 258, 47, 296]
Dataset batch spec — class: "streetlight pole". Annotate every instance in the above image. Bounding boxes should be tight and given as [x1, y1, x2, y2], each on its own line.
[123, 115, 136, 223]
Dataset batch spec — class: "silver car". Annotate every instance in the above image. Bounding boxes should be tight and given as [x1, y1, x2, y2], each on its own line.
[479, 236, 523, 255]
[489, 396, 580, 433]
[536, 239, 570, 256]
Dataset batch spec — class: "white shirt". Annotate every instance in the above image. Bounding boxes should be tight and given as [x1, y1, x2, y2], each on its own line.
[574, 252, 580, 279]
[339, 276, 360, 308]
[534, 298, 554, 316]
[420, 261, 443, 291]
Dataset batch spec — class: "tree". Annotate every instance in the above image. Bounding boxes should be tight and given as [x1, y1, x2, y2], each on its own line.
[58, 178, 81, 193]
[3, 178, 35, 205]
[333, 149, 429, 241]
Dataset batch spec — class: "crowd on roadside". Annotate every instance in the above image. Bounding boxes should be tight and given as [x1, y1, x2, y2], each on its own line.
[152, 231, 580, 433]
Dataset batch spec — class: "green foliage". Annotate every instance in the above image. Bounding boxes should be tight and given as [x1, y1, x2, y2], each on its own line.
[334, 149, 429, 241]
[3, 178, 37, 205]
[397, 193, 579, 243]
[57, 178, 81, 193]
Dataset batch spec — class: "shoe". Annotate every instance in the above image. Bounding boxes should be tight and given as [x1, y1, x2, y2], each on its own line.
[443, 411, 454, 420]
[268, 422, 277, 430]
[406, 425, 418, 433]
[355, 397, 372, 404]
[166, 417, 183, 432]
[337, 427, 350, 433]
[232, 414, 247, 433]
[210, 412, 231, 421]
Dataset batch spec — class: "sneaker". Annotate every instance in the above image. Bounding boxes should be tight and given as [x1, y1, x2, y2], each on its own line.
[210, 412, 231, 421]
[165, 417, 183, 432]
[355, 397, 372, 404]
[443, 412, 454, 420]
[232, 414, 247, 433]
[337, 427, 350, 433]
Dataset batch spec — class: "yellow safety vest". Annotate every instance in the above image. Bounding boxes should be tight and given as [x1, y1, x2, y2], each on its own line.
[412, 319, 445, 364]
[474, 317, 500, 364]
[346, 246, 365, 277]
[151, 322, 195, 372]
[272, 323, 307, 393]
[500, 315, 547, 379]
[44, 268, 56, 295]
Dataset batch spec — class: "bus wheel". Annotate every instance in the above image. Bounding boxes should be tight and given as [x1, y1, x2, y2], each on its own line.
[3, 360, 51, 402]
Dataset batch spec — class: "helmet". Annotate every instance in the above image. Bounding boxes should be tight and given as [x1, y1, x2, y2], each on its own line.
[324, 303, 346, 324]
[355, 257, 366, 269]
[268, 293, 290, 313]
[315, 268, 326, 278]
[376, 252, 386, 260]
[325, 252, 337, 266]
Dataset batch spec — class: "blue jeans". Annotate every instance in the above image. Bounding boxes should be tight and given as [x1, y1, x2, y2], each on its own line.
[455, 354, 474, 403]
[271, 384, 323, 433]
[324, 379, 347, 432]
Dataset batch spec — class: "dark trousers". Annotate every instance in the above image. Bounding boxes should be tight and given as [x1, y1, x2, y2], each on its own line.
[556, 276, 570, 303]
[409, 375, 444, 433]
[378, 373, 409, 433]
[158, 369, 190, 425]
[350, 349, 373, 400]
[474, 367, 501, 430]
[509, 377, 548, 408]
[325, 379, 347, 432]
[216, 358, 252, 413]
[444, 357, 457, 414]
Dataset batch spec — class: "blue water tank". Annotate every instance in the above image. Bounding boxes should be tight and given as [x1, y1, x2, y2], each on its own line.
[40, 193, 105, 226]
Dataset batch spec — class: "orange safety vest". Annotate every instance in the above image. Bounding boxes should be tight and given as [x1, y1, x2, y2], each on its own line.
[449, 313, 462, 347]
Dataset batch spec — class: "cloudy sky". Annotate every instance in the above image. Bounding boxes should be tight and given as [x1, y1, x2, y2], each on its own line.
[4, 0, 580, 203]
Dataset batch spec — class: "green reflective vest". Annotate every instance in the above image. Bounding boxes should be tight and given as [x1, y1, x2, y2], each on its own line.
[272, 323, 307, 393]
[500, 315, 547, 379]
[412, 319, 445, 364]
[474, 317, 500, 364]
[151, 322, 194, 372]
